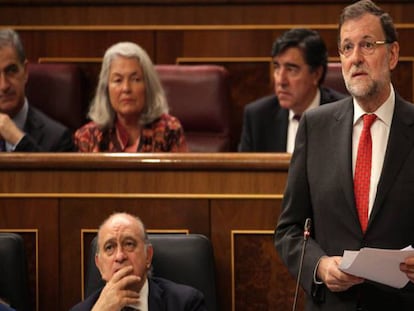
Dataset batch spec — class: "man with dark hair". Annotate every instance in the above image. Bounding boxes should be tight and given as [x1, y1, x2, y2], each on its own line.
[0, 28, 74, 151]
[238, 28, 346, 152]
[275, 1, 414, 310]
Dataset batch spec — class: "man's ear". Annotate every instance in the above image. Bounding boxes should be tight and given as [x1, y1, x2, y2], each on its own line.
[22, 59, 29, 85]
[313, 66, 324, 86]
[95, 254, 102, 274]
[146, 244, 153, 269]
[388, 41, 400, 71]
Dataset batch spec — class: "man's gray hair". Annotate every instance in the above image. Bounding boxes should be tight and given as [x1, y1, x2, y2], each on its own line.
[0, 28, 26, 64]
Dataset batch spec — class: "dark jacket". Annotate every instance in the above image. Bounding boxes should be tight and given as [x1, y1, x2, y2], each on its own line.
[70, 277, 207, 311]
[275, 94, 414, 310]
[14, 106, 74, 152]
[238, 87, 346, 152]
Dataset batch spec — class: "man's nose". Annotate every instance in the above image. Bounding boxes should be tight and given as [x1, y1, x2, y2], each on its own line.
[274, 69, 288, 85]
[114, 246, 127, 261]
[0, 73, 10, 91]
[348, 45, 365, 64]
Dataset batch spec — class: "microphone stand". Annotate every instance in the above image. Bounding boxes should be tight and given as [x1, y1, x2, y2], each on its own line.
[292, 218, 311, 311]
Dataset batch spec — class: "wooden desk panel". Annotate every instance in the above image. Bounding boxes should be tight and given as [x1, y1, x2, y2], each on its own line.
[0, 153, 290, 311]
[0, 199, 59, 311]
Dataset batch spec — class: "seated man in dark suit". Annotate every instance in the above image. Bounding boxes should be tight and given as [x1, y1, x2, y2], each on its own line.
[70, 212, 206, 311]
[239, 28, 347, 153]
[0, 28, 74, 152]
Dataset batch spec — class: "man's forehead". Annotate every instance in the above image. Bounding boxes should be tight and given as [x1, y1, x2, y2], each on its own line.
[0, 45, 18, 57]
[101, 232, 137, 243]
[273, 47, 305, 65]
[340, 14, 383, 42]
[99, 215, 143, 240]
[0, 46, 21, 68]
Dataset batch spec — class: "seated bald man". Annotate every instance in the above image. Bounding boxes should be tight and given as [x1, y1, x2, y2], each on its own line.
[70, 212, 207, 311]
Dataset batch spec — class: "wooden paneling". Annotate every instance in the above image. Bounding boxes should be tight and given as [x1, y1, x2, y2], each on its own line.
[211, 199, 284, 311]
[0, 199, 58, 311]
[1, 2, 414, 25]
[232, 231, 305, 311]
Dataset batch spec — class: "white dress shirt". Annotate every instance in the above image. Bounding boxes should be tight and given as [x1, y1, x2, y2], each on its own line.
[127, 278, 149, 311]
[352, 85, 394, 216]
[287, 89, 321, 153]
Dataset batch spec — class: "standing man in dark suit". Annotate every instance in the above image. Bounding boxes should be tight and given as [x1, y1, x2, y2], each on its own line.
[239, 28, 346, 153]
[0, 28, 74, 152]
[275, 1, 414, 310]
[70, 212, 206, 311]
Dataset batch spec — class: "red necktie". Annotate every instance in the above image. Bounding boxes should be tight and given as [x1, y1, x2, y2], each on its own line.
[354, 114, 377, 233]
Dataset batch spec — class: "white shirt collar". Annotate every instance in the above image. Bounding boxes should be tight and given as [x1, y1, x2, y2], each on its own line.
[289, 88, 321, 121]
[352, 84, 395, 127]
[127, 278, 148, 310]
[13, 98, 29, 131]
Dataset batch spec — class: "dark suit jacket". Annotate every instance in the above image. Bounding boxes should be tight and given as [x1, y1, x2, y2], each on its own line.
[274, 94, 414, 310]
[0, 304, 14, 311]
[14, 106, 74, 152]
[238, 87, 346, 152]
[70, 277, 207, 311]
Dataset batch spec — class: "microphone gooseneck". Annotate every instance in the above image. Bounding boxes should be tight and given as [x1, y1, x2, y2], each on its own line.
[304, 218, 311, 241]
[292, 218, 312, 311]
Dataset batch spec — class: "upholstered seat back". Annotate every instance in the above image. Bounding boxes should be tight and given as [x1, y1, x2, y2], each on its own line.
[323, 62, 348, 95]
[155, 65, 231, 152]
[86, 234, 218, 311]
[0, 233, 31, 311]
[26, 63, 88, 131]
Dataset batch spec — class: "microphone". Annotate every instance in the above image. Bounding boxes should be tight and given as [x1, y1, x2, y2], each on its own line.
[292, 218, 312, 311]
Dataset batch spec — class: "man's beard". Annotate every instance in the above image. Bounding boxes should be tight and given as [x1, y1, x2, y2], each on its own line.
[346, 78, 379, 100]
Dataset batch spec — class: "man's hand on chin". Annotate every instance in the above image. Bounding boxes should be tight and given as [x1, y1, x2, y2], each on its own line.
[92, 266, 141, 311]
[0, 113, 24, 145]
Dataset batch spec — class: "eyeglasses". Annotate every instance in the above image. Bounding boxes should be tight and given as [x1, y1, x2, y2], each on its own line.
[338, 40, 391, 57]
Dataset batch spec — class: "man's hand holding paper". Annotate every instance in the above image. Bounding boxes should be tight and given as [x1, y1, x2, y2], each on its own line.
[339, 246, 414, 288]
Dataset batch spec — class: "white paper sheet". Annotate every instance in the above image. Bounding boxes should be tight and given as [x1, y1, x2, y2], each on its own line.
[339, 246, 414, 288]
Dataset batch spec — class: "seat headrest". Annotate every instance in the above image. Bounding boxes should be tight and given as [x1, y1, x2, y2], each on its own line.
[323, 62, 348, 94]
[155, 65, 230, 133]
[26, 63, 88, 130]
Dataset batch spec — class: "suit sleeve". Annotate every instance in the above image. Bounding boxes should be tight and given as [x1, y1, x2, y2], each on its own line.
[185, 289, 207, 311]
[50, 128, 75, 151]
[274, 114, 326, 300]
[14, 128, 75, 152]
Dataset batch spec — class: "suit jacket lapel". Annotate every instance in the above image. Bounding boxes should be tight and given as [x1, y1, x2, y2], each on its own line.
[274, 108, 288, 151]
[264, 101, 288, 152]
[148, 278, 166, 311]
[24, 107, 44, 143]
[320, 87, 334, 104]
[370, 95, 414, 223]
[333, 98, 358, 220]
